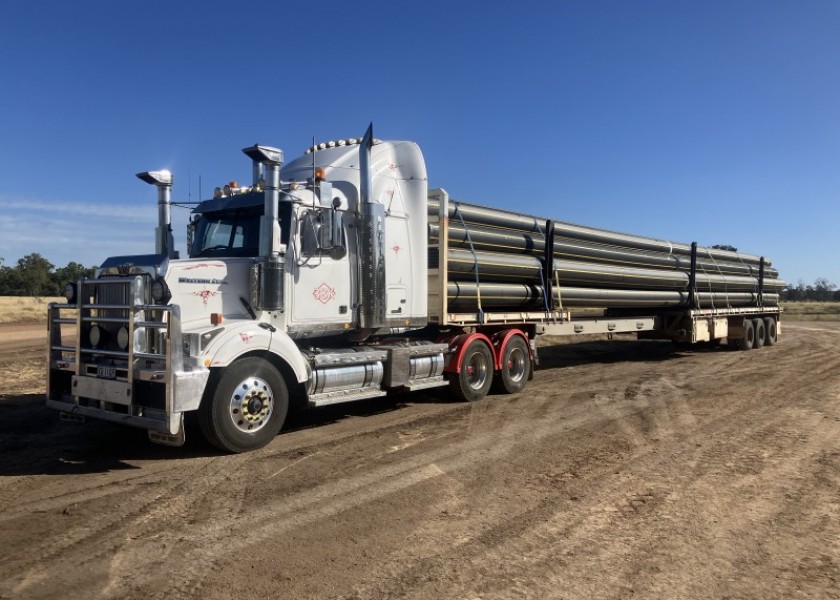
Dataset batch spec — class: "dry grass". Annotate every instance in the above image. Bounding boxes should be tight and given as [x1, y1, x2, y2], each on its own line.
[0, 296, 63, 324]
[780, 301, 840, 321]
[0, 356, 44, 394]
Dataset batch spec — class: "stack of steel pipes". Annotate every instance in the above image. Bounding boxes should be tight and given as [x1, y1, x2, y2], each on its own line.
[428, 198, 785, 311]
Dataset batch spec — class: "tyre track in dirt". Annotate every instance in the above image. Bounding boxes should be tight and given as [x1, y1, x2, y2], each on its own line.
[1, 323, 839, 599]
[324, 331, 840, 600]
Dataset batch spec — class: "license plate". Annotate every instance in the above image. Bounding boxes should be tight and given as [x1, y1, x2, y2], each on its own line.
[97, 366, 117, 379]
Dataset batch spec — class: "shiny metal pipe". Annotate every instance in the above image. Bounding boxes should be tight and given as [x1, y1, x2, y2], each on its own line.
[429, 198, 771, 267]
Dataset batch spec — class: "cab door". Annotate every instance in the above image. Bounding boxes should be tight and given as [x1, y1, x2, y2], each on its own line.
[288, 206, 353, 335]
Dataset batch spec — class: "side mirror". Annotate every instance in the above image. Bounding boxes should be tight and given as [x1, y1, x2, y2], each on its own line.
[329, 197, 346, 259]
[301, 207, 346, 259]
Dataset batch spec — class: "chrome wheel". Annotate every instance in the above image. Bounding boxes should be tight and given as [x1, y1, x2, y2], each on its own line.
[506, 346, 527, 383]
[229, 376, 273, 433]
[465, 351, 490, 391]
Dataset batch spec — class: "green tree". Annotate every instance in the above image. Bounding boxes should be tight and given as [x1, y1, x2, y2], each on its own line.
[812, 277, 836, 302]
[15, 253, 55, 297]
[53, 261, 95, 291]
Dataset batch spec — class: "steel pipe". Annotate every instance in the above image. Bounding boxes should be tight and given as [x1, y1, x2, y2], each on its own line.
[430, 223, 779, 279]
[429, 198, 771, 267]
[446, 249, 786, 293]
[446, 282, 779, 310]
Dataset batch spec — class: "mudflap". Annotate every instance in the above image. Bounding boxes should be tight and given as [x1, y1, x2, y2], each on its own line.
[148, 415, 186, 447]
[59, 412, 86, 423]
[148, 428, 186, 447]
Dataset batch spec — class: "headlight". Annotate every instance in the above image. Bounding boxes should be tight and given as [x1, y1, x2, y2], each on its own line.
[117, 327, 130, 351]
[151, 280, 164, 301]
[151, 277, 169, 303]
[89, 324, 102, 347]
[64, 283, 77, 304]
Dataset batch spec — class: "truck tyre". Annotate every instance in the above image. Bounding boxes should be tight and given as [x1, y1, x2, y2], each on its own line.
[753, 318, 766, 349]
[198, 357, 289, 453]
[492, 336, 531, 394]
[764, 317, 778, 346]
[449, 339, 494, 402]
[733, 318, 755, 351]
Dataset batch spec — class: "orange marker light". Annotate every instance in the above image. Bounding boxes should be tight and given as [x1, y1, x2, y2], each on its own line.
[210, 313, 223, 325]
[315, 167, 326, 181]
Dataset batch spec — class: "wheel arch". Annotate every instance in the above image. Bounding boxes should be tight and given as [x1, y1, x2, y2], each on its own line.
[201, 325, 309, 410]
[203, 349, 308, 412]
[490, 328, 530, 371]
[442, 332, 493, 374]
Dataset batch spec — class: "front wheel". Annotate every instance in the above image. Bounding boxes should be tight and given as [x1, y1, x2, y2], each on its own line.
[198, 357, 289, 453]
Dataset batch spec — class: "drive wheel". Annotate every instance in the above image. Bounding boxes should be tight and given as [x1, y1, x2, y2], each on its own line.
[199, 357, 289, 453]
[733, 318, 755, 351]
[764, 317, 778, 346]
[753, 318, 766, 349]
[492, 336, 531, 394]
[449, 339, 493, 402]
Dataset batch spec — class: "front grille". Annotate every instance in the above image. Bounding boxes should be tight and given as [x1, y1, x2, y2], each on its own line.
[76, 275, 155, 359]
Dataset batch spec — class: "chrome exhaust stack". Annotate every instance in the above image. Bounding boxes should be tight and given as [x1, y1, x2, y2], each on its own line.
[357, 124, 387, 330]
[136, 170, 175, 259]
[242, 144, 285, 311]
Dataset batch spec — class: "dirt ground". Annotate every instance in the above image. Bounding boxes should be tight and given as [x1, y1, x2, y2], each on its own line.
[1, 322, 838, 600]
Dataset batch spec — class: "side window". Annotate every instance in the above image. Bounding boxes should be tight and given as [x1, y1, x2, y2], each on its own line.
[204, 222, 233, 250]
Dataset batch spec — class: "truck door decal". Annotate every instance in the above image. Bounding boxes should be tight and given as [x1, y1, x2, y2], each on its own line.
[192, 289, 218, 307]
[313, 283, 336, 304]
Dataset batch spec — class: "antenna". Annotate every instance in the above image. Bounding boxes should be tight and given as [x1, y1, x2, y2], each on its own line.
[312, 135, 317, 207]
[199, 174, 202, 201]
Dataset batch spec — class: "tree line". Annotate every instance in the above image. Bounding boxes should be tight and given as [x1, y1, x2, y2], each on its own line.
[0, 253, 95, 297]
[0, 252, 838, 302]
[779, 278, 840, 302]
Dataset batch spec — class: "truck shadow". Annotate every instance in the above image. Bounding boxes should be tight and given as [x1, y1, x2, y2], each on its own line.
[0, 394, 222, 476]
[535, 339, 719, 370]
[0, 393, 430, 476]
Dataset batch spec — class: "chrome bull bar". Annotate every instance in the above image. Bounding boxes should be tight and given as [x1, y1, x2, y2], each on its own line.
[47, 276, 209, 438]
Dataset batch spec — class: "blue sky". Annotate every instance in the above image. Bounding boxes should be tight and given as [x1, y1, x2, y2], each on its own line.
[1, 1, 838, 286]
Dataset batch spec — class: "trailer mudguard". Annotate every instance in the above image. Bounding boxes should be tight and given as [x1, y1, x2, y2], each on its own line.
[442, 332, 494, 374]
[491, 329, 531, 371]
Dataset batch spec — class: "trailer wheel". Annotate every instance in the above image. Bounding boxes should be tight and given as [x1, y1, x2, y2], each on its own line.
[764, 317, 778, 346]
[733, 318, 755, 351]
[492, 336, 531, 394]
[198, 357, 289, 453]
[449, 339, 493, 402]
[753, 318, 766, 349]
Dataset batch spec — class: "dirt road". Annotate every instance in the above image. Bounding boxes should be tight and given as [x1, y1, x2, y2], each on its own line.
[1, 322, 838, 600]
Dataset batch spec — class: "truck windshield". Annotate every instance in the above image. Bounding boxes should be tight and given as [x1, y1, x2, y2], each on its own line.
[192, 209, 261, 258]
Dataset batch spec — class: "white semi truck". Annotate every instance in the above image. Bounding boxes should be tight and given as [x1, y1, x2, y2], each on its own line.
[47, 127, 782, 452]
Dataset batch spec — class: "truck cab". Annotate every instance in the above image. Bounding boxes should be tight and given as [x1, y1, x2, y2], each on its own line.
[48, 130, 449, 452]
